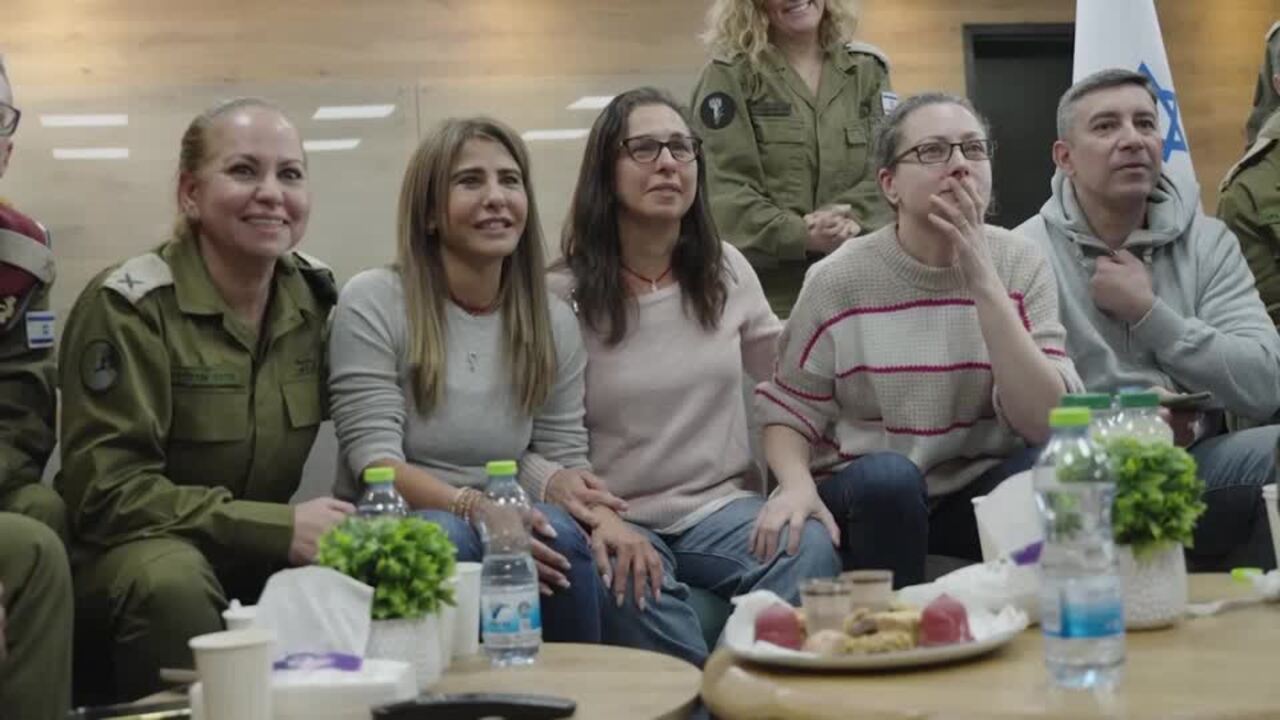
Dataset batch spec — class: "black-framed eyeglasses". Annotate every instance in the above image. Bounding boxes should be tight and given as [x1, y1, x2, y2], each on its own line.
[892, 138, 995, 166]
[0, 102, 20, 137]
[620, 135, 701, 164]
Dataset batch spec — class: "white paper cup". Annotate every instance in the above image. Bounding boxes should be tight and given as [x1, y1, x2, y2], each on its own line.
[1263, 485, 1278, 568]
[438, 580, 457, 668]
[451, 562, 482, 658]
[189, 628, 274, 720]
[221, 602, 257, 631]
[972, 496, 998, 562]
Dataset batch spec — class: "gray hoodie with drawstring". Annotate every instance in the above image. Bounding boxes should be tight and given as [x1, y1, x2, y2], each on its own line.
[1015, 171, 1280, 421]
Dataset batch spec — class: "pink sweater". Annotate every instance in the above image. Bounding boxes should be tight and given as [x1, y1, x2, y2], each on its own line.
[548, 244, 781, 533]
[756, 223, 1083, 497]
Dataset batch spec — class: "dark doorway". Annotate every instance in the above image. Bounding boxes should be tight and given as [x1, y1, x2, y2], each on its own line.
[964, 24, 1074, 229]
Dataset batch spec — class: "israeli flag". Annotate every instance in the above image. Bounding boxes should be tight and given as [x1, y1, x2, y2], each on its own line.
[1073, 0, 1197, 194]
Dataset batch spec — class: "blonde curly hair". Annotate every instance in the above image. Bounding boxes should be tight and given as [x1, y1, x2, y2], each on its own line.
[701, 0, 860, 64]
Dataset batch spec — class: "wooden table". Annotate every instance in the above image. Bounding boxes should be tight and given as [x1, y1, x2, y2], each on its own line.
[702, 574, 1279, 720]
[435, 643, 700, 719]
[138, 643, 699, 719]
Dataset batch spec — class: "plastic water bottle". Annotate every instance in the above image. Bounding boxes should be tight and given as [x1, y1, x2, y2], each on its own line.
[1061, 392, 1117, 442]
[1113, 390, 1174, 444]
[1034, 406, 1125, 689]
[356, 466, 408, 517]
[478, 459, 541, 666]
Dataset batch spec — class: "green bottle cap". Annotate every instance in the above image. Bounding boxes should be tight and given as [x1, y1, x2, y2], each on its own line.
[1049, 406, 1092, 428]
[363, 466, 395, 484]
[1117, 391, 1160, 408]
[486, 460, 518, 477]
[1060, 393, 1112, 411]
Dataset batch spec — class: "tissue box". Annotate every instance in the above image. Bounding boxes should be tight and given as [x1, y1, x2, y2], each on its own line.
[190, 658, 416, 720]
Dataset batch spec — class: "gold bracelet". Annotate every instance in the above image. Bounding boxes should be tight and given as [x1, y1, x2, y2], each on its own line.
[451, 487, 482, 522]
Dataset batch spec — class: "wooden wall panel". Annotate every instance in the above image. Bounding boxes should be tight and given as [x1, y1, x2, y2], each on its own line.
[3, 0, 1277, 208]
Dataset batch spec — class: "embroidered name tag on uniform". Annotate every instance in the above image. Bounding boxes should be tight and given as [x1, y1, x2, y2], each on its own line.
[881, 91, 900, 113]
[25, 311, 54, 349]
[749, 99, 792, 117]
[173, 366, 244, 388]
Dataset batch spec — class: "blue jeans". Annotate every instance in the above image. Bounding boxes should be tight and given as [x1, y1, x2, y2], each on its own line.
[416, 504, 602, 643]
[1187, 424, 1279, 571]
[818, 448, 1042, 587]
[600, 496, 840, 669]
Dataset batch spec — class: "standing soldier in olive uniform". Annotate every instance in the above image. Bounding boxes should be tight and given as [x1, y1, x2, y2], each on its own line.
[692, 0, 894, 316]
[1244, 21, 1280, 148]
[0, 53, 74, 720]
[57, 98, 354, 702]
[1220, 29, 1280, 327]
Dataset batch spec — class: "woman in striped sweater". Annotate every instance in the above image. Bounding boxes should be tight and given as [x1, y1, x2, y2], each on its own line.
[754, 93, 1083, 587]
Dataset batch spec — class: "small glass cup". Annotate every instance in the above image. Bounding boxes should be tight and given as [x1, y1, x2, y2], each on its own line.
[839, 570, 894, 612]
[800, 578, 852, 633]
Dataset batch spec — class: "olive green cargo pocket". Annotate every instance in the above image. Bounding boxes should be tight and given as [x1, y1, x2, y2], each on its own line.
[754, 119, 808, 204]
[282, 379, 323, 429]
[171, 389, 249, 442]
[840, 125, 871, 185]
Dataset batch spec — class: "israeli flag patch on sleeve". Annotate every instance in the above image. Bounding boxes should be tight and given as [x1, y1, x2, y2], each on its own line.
[881, 91, 900, 113]
[26, 310, 55, 349]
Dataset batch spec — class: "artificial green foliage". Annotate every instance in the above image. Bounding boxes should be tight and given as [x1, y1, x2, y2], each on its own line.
[1103, 437, 1206, 557]
[317, 516, 457, 620]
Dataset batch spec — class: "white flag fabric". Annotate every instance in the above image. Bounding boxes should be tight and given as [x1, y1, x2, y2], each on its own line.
[1073, 0, 1196, 193]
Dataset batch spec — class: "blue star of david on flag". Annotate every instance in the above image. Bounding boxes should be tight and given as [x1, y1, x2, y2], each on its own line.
[1138, 62, 1188, 162]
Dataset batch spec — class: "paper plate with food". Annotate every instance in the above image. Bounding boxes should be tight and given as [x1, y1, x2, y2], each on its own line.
[722, 589, 1029, 670]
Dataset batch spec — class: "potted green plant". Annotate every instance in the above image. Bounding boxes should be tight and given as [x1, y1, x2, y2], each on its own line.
[317, 516, 457, 687]
[1104, 436, 1206, 630]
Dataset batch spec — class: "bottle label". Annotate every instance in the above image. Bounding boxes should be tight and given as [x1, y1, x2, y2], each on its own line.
[1041, 586, 1124, 639]
[481, 587, 542, 641]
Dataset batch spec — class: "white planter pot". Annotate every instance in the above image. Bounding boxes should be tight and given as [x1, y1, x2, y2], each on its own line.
[366, 614, 444, 690]
[1117, 542, 1187, 630]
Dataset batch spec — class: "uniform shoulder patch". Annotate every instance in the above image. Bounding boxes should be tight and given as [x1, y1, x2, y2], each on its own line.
[1219, 136, 1278, 192]
[292, 250, 338, 307]
[103, 252, 174, 305]
[845, 41, 891, 72]
[81, 339, 121, 393]
[291, 249, 333, 273]
[700, 91, 737, 130]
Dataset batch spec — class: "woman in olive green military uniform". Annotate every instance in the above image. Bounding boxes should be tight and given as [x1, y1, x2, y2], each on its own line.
[56, 98, 354, 702]
[692, 0, 894, 316]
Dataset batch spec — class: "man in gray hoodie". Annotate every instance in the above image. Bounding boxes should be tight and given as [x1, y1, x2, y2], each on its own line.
[1017, 69, 1280, 571]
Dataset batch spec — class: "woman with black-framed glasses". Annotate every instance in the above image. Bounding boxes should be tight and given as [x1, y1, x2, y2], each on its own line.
[548, 87, 839, 667]
[755, 92, 1082, 586]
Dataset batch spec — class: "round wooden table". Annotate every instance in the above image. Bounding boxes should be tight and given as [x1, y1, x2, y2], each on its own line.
[436, 643, 701, 719]
[701, 574, 1280, 719]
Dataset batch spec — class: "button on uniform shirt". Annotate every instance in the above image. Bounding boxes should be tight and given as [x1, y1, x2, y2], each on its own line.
[56, 236, 337, 562]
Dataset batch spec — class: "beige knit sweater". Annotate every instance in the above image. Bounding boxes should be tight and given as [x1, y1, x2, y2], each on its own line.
[756, 223, 1083, 497]
[548, 243, 782, 533]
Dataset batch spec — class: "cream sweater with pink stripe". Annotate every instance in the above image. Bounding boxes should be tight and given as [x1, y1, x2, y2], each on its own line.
[756, 223, 1083, 497]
